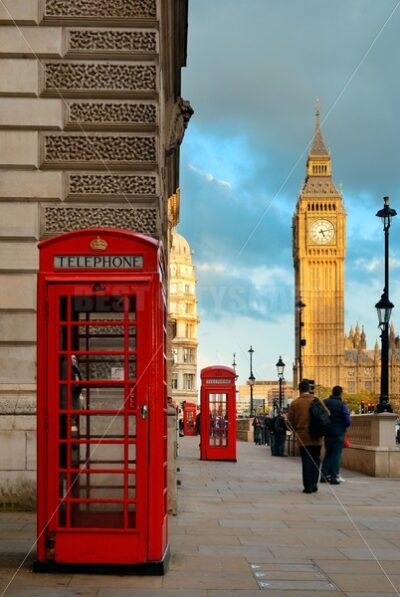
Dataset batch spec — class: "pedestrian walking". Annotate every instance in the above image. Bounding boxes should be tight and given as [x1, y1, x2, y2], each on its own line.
[287, 379, 329, 494]
[268, 414, 277, 455]
[263, 413, 271, 446]
[252, 415, 263, 445]
[195, 411, 201, 435]
[272, 410, 288, 456]
[321, 385, 351, 485]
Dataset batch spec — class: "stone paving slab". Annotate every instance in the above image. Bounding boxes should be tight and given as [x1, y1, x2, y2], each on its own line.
[96, 587, 206, 597]
[208, 591, 344, 597]
[169, 554, 249, 572]
[2, 437, 400, 595]
[328, 572, 400, 593]
[3, 589, 97, 597]
[162, 569, 258, 590]
[315, 559, 400, 573]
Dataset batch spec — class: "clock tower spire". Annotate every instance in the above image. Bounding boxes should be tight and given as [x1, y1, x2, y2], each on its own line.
[293, 104, 346, 389]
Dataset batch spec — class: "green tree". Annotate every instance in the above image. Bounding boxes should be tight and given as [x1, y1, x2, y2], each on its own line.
[314, 385, 330, 400]
[342, 389, 376, 413]
[315, 385, 377, 413]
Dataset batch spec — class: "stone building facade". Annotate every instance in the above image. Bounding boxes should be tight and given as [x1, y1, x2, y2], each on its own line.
[238, 381, 295, 415]
[343, 323, 400, 403]
[0, 0, 190, 502]
[169, 230, 199, 406]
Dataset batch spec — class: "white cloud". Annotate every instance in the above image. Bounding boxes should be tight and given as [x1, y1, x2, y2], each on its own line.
[189, 163, 233, 190]
[354, 256, 400, 273]
[197, 262, 226, 273]
[248, 265, 291, 292]
[354, 257, 381, 273]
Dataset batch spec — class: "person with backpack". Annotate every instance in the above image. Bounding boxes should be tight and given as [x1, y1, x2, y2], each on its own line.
[287, 379, 330, 494]
[321, 385, 351, 485]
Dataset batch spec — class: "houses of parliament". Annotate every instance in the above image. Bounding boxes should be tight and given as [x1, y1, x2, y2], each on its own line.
[293, 104, 400, 403]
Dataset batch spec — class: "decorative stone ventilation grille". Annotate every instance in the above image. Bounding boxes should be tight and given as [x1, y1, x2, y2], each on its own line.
[44, 135, 156, 163]
[44, 207, 158, 234]
[44, 63, 156, 92]
[72, 357, 136, 381]
[45, 0, 157, 19]
[68, 102, 157, 126]
[68, 30, 157, 53]
[78, 324, 124, 335]
[68, 173, 157, 196]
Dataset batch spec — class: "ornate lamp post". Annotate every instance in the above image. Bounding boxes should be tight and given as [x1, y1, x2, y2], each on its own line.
[276, 356, 285, 411]
[232, 353, 238, 381]
[375, 196, 396, 413]
[296, 299, 306, 384]
[248, 345, 255, 416]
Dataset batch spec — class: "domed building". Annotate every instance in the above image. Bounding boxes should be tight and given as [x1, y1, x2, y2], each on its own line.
[169, 230, 200, 405]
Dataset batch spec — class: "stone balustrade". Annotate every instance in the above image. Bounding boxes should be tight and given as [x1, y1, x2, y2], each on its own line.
[236, 418, 252, 442]
[342, 413, 400, 477]
[236, 412, 400, 478]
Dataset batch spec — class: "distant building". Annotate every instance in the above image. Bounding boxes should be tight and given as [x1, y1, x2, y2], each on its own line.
[169, 230, 200, 405]
[343, 323, 400, 403]
[238, 381, 295, 415]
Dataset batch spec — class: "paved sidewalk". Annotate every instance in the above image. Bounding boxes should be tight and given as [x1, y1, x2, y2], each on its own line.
[2, 437, 400, 596]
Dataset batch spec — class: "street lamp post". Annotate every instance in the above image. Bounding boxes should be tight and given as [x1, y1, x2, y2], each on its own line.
[296, 299, 306, 384]
[375, 196, 396, 413]
[276, 356, 285, 411]
[248, 345, 255, 416]
[232, 353, 238, 380]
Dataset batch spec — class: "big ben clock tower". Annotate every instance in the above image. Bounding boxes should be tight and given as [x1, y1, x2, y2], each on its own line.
[293, 103, 346, 389]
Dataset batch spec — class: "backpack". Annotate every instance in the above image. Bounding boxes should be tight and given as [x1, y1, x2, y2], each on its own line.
[309, 398, 331, 439]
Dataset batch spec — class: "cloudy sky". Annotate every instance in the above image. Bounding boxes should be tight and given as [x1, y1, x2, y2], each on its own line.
[178, 0, 400, 386]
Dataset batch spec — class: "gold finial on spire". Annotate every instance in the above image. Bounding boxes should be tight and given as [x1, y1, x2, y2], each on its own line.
[315, 98, 321, 125]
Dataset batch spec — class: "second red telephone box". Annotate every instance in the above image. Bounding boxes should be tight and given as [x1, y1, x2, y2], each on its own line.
[183, 402, 197, 436]
[200, 367, 237, 462]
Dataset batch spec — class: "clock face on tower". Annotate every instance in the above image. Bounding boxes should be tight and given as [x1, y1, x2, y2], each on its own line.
[309, 219, 335, 244]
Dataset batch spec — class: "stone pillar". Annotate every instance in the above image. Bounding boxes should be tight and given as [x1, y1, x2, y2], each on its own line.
[342, 413, 399, 477]
[236, 418, 253, 442]
[370, 413, 397, 448]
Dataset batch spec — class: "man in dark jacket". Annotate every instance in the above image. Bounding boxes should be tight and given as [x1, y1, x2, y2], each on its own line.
[271, 411, 288, 456]
[321, 385, 351, 485]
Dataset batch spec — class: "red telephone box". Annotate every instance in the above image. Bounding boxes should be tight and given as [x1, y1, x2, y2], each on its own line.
[200, 366, 237, 462]
[183, 402, 197, 436]
[35, 229, 169, 574]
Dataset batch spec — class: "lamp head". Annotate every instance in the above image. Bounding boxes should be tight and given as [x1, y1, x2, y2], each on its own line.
[376, 196, 397, 229]
[276, 355, 285, 377]
[375, 292, 394, 327]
